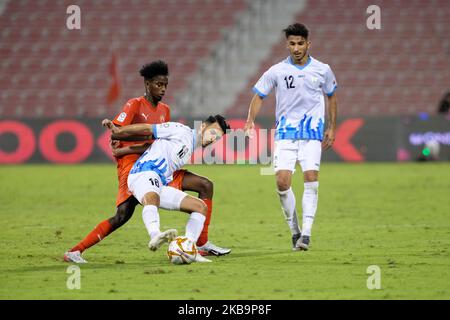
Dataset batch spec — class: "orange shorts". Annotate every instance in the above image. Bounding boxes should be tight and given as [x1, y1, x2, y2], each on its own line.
[116, 160, 134, 207]
[167, 169, 187, 190]
[116, 166, 187, 207]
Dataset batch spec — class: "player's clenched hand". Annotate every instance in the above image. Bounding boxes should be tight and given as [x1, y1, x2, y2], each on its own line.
[102, 119, 118, 134]
[110, 138, 120, 152]
[244, 120, 255, 139]
[102, 118, 114, 129]
[322, 128, 335, 151]
[110, 141, 122, 157]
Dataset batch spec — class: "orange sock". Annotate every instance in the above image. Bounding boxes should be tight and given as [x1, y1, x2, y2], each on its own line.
[70, 219, 113, 253]
[196, 199, 212, 247]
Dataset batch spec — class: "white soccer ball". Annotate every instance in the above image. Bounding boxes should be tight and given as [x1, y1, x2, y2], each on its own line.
[167, 236, 198, 265]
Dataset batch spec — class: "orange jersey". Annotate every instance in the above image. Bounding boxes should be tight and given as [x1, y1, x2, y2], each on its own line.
[113, 96, 170, 164]
[112, 96, 170, 206]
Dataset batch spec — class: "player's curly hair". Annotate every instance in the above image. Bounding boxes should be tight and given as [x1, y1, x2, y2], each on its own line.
[139, 60, 169, 80]
[205, 115, 231, 134]
[283, 23, 309, 39]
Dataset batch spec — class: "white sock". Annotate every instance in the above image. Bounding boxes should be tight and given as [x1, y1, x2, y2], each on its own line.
[142, 205, 161, 239]
[302, 181, 319, 236]
[185, 212, 206, 242]
[277, 188, 301, 235]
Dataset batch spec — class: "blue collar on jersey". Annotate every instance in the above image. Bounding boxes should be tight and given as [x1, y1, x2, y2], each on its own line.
[288, 55, 312, 70]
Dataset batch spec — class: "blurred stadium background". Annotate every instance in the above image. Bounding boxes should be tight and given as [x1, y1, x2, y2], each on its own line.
[1, 0, 449, 163]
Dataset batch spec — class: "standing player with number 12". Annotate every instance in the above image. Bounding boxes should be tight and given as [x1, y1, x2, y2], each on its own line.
[244, 23, 338, 251]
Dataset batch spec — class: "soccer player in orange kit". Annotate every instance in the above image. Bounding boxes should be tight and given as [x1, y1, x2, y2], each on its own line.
[64, 60, 230, 263]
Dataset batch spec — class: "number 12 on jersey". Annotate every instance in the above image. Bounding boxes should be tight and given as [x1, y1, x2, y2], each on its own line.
[284, 75, 295, 89]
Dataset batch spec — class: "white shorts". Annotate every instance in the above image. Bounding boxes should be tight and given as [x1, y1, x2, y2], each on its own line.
[273, 139, 322, 173]
[127, 171, 187, 210]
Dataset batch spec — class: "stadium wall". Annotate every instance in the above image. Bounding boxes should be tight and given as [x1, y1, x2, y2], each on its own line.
[1, 116, 449, 164]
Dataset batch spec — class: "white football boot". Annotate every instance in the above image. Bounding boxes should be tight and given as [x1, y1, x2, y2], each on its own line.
[197, 241, 231, 256]
[148, 229, 178, 251]
[63, 250, 88, 264]
[193, 253, 212, 263]
[295, 235, 310, 251]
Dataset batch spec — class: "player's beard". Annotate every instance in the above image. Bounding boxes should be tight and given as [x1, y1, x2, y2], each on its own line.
[292, 51, 306, 64]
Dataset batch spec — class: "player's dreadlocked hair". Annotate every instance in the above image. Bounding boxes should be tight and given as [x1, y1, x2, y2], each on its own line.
[283, 23, 309, 39]
[139, 60, 169, 80]
[205, 115, 231, 134]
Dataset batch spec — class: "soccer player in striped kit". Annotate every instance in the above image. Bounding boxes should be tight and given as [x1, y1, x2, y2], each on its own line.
[244, 23, 338, 251]
[104, 116, 230, 263]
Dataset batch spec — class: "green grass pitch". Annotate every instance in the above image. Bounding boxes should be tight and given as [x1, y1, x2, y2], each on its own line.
[0, 163, 449, 299]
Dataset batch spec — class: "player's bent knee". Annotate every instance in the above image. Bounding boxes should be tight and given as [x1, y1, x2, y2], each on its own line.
[190, 198, 207, 215]
[276, 171, 292, 191]
[276, 178, 291, 191]
[197, 199, 208, 215]
[195, 177, 214, 198]
[303, 170, 319, 182]
[142, 192, 160, 207]
[180, 196, 207, 215]
[200, 177, 213, 193]
[277, 183, 290, 192]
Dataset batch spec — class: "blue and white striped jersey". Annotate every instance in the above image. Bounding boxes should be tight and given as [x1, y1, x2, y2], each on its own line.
[253, 56, 337, 141]
[129, 122, 196, 185]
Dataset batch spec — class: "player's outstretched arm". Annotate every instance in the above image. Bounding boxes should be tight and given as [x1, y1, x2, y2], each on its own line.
[102, 119, 153, 141]
[322, 93, 337, 151]
[244, 93, 263, 138]
[111, 143, 151, 157]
